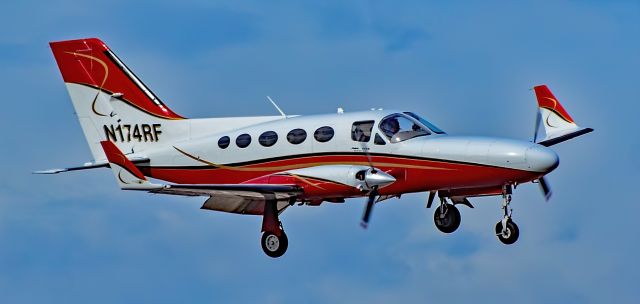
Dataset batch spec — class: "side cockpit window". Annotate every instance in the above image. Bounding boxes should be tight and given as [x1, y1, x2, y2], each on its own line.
[351, 120, 374, 142]
[379, 114, 430, 143]
[374, 133, 386, 145]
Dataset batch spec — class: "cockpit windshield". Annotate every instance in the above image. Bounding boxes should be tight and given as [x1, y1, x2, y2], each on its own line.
[379, 114, 431, 143]
[404, 112, 446, 134]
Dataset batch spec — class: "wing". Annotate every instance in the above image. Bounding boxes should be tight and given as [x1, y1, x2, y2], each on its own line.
[153, 184, 301, 215]
[99, 141, 302, 215]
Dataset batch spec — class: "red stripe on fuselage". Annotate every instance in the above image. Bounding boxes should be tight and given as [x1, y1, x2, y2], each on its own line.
[139, 154, 542, 199]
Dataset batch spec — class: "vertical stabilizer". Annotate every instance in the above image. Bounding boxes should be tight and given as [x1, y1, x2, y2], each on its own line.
[50, 38, 187, 161]
[533, 85, 593, 146]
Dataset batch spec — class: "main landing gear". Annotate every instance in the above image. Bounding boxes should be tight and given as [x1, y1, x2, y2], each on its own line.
[433, 198, 461, 233]
[260, 195, 289, 258]
[261, 228, 288, 258]
[429, 185, 520, 245]
[495, 185, 519, 245]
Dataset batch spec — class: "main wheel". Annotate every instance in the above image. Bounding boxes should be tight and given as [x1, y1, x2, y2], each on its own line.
[261, 231, 288, 258]
[495, 219, 519, 245]
[434, 204, 461, 233]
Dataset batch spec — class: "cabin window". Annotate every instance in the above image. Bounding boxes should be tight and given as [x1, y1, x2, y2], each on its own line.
[374, 133, 386, 145]
[379, 114, 430, 143]
[259, 131, 278, 147]
[351, 120, 375, 142]
[314, 126, 334, 143]
[287, 128, 307, 144]
[218, 136, 230, 149]
[236, 133, 252, 148]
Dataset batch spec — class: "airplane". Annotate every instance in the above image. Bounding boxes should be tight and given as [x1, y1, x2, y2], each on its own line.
[39, 38, 593, 258]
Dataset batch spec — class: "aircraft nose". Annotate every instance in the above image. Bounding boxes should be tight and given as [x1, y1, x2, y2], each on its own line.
[525, 145, 559, 173]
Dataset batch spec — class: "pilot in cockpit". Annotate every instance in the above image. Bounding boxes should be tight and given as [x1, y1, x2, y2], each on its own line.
[380, 117, 400, 138]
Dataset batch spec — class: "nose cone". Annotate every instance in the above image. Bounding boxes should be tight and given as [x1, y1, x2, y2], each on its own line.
[526, 145, 559, 173]
[365, 170, 397, 188]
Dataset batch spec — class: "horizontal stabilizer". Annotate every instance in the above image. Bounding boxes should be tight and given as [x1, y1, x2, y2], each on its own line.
[33, 157, 149, 174]
[537, 127, 593, 147]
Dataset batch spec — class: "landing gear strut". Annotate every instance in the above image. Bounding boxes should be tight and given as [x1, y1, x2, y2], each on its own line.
[434, 198, 461, 233]
[495, 185, 519, 244]
[261, 195, 288, 258]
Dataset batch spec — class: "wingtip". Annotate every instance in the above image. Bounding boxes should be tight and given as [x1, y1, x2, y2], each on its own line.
[33, 169, 66, 174]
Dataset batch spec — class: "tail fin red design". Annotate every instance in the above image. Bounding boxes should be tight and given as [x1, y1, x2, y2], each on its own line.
[50, 38, 183, 120]
[532, 84, 593, 146]
[533, 85, 574, 124]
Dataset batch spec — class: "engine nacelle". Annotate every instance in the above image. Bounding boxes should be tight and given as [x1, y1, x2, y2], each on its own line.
[285, 165, 396, 192]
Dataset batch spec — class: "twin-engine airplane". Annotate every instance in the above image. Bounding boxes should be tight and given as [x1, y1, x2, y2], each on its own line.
[40, 38, 593, 257]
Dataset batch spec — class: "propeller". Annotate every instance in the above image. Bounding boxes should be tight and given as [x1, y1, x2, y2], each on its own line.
[358, 139, 395, 229]
[360, 186, 379, 228]
[360, 141, 376, 173]
[538, 176, 552, 201]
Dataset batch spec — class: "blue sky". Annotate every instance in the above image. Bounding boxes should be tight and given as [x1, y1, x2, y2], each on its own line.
[1, 0, 639, 303]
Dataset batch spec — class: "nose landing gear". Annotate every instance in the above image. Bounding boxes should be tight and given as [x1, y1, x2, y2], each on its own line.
[495, 185, 519, 245]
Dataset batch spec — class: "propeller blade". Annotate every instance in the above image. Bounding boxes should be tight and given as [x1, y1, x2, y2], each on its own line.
[538, 177, 552, 201]
[533, 112, 542, 143]
[360, 142, 376, 173]
[360, 187, 378, 229]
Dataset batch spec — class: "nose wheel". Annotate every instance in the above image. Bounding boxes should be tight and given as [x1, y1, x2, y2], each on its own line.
[495, 185, 519, 245]
[495, 219, 519, 244]
[433, 199, 461, 233]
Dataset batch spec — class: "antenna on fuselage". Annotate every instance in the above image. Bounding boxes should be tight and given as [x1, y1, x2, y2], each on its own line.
[266, 96, 287, 118]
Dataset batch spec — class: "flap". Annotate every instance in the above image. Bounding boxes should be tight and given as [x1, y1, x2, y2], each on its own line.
[151, 184, 302, 215]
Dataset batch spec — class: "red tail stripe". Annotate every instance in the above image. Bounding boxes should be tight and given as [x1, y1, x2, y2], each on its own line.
[100, 141, 146, 180]
[533, 85, 574, 123]
[49, 38, 183, 120]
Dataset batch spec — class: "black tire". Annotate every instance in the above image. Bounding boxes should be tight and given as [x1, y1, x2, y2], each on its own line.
[261, 231, 288, 258]
[433, 204, 461, 233]
[495, 219, 519, 245]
